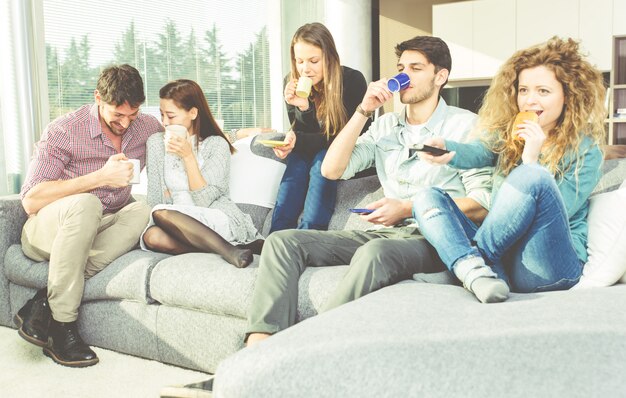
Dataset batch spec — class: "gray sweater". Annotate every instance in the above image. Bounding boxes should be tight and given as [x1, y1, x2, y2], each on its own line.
[146, 133, 261, 243]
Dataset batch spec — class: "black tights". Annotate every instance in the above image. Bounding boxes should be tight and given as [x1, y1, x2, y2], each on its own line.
[144, 209, 261, 268]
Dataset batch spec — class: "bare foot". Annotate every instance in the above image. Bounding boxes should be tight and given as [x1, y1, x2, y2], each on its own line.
[246, 332, 271, 347]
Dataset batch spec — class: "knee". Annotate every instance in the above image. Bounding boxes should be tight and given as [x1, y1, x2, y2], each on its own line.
[265, 229, 299, 250]
[310, 151, 326, 174]
[152, 209, 172, 225]
[309, 160, 323, 180]
[66, 194, 102, 223]
[142, 226, 161, 250]
[413, 187, 447, 216]
[127, 201, 151, 222]
[351, 240, 391, 273]
[507, 164, 555, 192]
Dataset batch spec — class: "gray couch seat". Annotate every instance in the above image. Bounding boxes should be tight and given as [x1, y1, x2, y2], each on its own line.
[5, 245, 169, 304]
[214, 281, 626, 398]
[148, 252, 350, 321]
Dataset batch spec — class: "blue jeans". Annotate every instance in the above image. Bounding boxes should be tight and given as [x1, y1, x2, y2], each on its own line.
[270, 149, 337, 232]
[412, 164, 582, 293]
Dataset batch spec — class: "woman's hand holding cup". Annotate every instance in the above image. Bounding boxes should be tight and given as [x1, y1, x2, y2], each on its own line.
[164, 125, 192, 159]
[284, 78, 310, 111]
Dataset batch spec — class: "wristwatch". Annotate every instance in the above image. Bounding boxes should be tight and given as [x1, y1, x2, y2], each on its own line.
[355, 104, 374, 119]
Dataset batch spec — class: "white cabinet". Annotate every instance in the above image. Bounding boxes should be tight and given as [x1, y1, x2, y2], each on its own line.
[473, 0, 515, 78]
[613, 0, 626, 35]
[432, 2, 473, 80]
[433, 0, 618, 81]
[580, 0, 612, 71]
[516, 0, 579, 50]
[433, 0, 515, 80]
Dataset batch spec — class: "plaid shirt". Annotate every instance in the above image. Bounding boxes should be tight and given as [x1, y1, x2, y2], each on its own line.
[21, 104, 163, 213]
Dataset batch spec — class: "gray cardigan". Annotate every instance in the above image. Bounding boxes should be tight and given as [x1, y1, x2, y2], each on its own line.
[146, 133, 261, 243]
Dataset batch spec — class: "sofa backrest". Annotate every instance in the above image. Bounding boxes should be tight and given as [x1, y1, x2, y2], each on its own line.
[237, 145, 626, 237]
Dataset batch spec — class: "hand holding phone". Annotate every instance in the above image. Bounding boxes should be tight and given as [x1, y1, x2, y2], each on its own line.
[412, 143, 450, 156]
[349, 208, 374, 215]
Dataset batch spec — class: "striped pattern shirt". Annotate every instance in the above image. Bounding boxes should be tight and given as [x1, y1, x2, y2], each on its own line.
[21, 103, 164, 213]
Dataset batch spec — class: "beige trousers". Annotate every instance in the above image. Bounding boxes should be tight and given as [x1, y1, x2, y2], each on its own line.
[21, 193, 151, 322]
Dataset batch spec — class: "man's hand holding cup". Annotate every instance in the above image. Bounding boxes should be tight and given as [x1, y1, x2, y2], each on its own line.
[360, 79, 394, 115]
[100, 153, 135, 188]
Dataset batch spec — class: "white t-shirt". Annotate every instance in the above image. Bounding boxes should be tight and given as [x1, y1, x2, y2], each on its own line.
[228, 136, 286, 208]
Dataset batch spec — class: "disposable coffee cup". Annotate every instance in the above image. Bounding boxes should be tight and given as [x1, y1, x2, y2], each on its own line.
[295, 76, 313, 98]
[387, 72, 410, 92]
[164, 124, 188, 144]
[122, 159, 141, 184]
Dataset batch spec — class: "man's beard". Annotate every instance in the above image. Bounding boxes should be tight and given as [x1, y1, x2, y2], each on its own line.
[400, 76, 437, 105]
[106, 120, 127, 136]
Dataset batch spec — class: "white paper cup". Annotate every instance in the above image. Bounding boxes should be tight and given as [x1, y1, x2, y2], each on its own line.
[122, 159, 141, 184]
[295, 76, 313, 98]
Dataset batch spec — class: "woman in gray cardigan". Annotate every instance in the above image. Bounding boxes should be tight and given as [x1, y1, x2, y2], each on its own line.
[141, 79, 263, 268]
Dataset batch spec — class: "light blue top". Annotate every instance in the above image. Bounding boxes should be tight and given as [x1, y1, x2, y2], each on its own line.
[341, 98, 493, 210]
[445, 136, 603, 262]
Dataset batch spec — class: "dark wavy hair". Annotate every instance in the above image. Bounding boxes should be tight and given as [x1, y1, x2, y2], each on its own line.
[159, 79, 234, 154]
[394, 36, 452, 91]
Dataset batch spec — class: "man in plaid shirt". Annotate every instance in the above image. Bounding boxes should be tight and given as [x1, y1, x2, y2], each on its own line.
[15, 64, 163, 367]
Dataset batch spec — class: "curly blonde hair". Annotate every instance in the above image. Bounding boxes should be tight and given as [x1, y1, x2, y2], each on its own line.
[476, 37, 606, 178]
[290, 22, 347, 138]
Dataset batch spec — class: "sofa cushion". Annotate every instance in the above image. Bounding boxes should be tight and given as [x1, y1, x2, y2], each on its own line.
[590, 157, 626, 196]
[4, 245, 168, 304]
[574, 180, 626, 288]
[148, 252, 348, 319]
[328, 174, 383, 231]
[214, 282, 626, 398]
[236, 203, 270, 235]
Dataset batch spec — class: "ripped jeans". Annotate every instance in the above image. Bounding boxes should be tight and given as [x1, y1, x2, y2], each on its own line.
[412, 164, 582, 293]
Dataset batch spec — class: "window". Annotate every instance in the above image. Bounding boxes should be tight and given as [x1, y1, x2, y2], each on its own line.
[43, 0, 272, 130]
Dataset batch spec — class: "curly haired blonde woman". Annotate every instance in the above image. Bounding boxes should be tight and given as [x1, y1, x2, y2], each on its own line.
[412, 37, 606, 303]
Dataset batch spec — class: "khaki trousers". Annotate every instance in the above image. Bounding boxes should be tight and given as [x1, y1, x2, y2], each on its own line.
[246, 227, 445, 336]
[21, 193, 151, 322]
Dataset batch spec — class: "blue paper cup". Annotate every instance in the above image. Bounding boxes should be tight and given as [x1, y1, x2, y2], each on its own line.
[387, 72, 410, 92]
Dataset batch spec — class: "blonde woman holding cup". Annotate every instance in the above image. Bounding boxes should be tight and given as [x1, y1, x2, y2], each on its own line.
[270, 22, 370, 232]
[141, 79, 263, 268]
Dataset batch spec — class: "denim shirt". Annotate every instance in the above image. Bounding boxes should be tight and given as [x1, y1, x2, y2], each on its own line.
[341, 98, 493, 210]
[446, 136, 603, 262]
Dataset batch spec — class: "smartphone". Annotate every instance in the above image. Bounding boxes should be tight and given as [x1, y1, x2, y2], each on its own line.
[349, 208, 374, 215]
[412, 143, 450, 156]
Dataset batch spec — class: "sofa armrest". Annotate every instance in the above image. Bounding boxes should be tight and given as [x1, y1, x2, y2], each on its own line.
[602, 145, 626, 160]
[0, 194, 28, 326]
[0, 195, 27, 249]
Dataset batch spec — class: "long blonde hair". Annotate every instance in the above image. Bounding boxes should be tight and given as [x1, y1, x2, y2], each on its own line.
[290, 22, 347, 138]
[476, 37, 606, 178]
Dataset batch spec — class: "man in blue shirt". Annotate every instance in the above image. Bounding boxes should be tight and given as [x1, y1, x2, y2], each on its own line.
[243, 36, 495, 347]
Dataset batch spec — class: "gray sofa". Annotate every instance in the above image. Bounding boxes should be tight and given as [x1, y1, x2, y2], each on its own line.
[211, 149, 626, 397]
[0, 165, 382, 373]
[1, 147, 625, 389]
